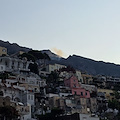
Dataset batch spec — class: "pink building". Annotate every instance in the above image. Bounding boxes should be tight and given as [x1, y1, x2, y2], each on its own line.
[64, 76, 90, 98]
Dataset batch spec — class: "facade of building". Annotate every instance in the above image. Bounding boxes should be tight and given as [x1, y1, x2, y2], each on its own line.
[0, 95, 31, 120]
[81, 73, 93, 84]
[89, 98, 97, 113]
[46, 63, 66, 73]
[81, 84, 97, 93]
[64, 76, 90, 98]
[49, 96, 60, 109]
[56, 86, 72, 97]
[0, 56, 32, 72]
[0, 46, 7, 56]
[76, 70, 83, 83]
[97, 88, 115, 100]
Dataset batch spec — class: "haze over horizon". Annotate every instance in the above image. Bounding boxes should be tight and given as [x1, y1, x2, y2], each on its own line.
[0, 0, 120, 64]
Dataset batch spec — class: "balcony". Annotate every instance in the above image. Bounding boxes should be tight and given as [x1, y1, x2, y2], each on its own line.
[16, 103, 30, 115]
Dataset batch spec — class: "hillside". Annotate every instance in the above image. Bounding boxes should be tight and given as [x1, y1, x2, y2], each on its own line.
[0, 40, 31, 54]
[0, 40, 61, 60]
[41, 50, 61, 61]
[1, 40, 120, 76]
[59, 55, 120, 77]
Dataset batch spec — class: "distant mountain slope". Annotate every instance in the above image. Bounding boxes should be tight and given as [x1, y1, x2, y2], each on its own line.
[60, 55, 120, 77]
[41, 50, 62, 61]
[1, 40, 120, 77]
[0, 40, 61, 60]
[0, 40, 31, 54]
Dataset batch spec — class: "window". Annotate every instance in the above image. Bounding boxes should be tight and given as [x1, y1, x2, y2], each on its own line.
[36, 81, 39, 84]
[31, 95, 33, 100]
[74, 91, 77, 95]
[1, 66, 3, 70]
[4, 89, 6, 93]
[12, 61, 14, 65]
[77, 100, 80, 105]
[34, 88, 37, 91]
[86, 92, 87, 96]
[28, 95, 30, 100]
[11, 61, 14, 69]
[81, 92, 83, 96]
[2, 49, 6, 52]
[5, 61, 8, 66]
[73, 84, 76, 88]
[0, 91, 3, 96]
[18, 62, 20, 68]
[23, 63, 26, 69]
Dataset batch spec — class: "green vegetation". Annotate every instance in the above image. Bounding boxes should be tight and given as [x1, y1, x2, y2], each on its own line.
[37, 108, 64, 120]
[47, 71, 60, 84]
[0, 106, 19, 120]
[19, 53, 36, 62]
[0, 72, 8, 80]
[108, 98, 120, 119]
[28, 50, 50, 60]
[28, 63, 39, 75]
[19, 50, 50, 75]
[46, 71, 60, 93]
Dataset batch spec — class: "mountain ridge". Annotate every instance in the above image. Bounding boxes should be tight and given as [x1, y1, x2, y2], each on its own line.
[0, 40, 32, 54]
[59, 55, 120, 77]
[0, 39, 120, 77]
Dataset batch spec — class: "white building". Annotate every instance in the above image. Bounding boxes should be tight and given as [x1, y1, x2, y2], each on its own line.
[0, 56, 32, 72]
[45, 63, 66, 73]
[76, 70, 83, 83]
[81, 84, 97, 93]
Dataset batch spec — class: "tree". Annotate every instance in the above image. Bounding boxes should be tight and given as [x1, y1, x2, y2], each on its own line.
[19, 53, 36, 62]
[47, 71, 60, 85]
[0, 72, 8, 80]
[108, 99, 120, 110]
[114, 91, 120, 99]
[51, 108, 64, 117]
[28, 50, 44, 60]
[0, 106, 19, 120]
[46, 71, 60, 93]
[28, 63, 39, 75]
[43, 53, 50, 61]
[37, 108, 64, 120]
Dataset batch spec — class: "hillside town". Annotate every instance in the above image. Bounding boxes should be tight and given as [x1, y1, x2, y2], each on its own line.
[0, 46, 120, 120]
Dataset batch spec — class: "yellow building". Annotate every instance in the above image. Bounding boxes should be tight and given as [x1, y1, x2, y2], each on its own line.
[97, 88, 115, 100]
[81, 73, 93, 84]
[0, 46, 7, 56]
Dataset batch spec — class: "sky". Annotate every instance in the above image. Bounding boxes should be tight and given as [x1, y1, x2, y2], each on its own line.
[0, 0, 120, 64]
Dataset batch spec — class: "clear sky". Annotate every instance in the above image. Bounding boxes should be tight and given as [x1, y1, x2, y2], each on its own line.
[0, 0, 120, 64]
